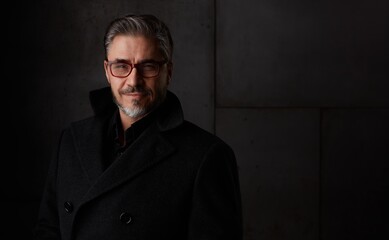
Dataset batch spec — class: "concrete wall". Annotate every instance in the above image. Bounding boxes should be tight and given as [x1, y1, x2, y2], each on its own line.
[6, 0, 388, 239]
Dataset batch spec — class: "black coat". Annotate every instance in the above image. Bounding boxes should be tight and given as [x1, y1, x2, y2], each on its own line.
[34, 87, 243, 240]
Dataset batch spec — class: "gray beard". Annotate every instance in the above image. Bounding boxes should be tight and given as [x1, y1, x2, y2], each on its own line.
[115, 99, 148, 119]
[112, 86, 167, 119]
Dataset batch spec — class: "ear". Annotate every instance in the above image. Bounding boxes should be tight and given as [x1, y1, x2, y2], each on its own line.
[104, 60, 111, 84]
[167, 62, 173, 85]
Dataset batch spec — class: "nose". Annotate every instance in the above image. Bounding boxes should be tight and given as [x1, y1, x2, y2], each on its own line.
[125, 67, 143, 86]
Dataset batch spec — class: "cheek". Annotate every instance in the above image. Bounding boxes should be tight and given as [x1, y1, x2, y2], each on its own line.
[146, 75, 169, 97]
[155, 79, 168, 93]
[110, 80, 125, 96]
[146, 80, 161, 92]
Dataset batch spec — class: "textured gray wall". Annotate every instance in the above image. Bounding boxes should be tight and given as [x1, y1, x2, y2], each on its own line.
[216, 0, 388, 239]
[6, 0, 388, 239]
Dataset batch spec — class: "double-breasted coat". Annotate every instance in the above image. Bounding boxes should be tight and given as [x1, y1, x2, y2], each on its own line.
[34, 87, 243, 240]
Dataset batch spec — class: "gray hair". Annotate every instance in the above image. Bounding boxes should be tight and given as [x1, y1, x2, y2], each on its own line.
[104, 14, 173, 62]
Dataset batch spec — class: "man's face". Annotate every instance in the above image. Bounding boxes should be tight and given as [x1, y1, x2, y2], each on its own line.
[104, 35, 172, 120]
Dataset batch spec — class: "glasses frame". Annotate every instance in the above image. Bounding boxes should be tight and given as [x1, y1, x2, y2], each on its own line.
[107, 60, 167, 78]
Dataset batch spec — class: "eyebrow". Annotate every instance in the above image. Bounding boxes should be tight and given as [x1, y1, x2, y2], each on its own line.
[110, 58, 161, 64]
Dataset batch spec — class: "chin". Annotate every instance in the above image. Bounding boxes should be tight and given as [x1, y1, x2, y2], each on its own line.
[120, 105, 148, 119]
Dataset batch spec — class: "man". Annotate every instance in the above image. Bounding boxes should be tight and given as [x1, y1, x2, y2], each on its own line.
[34, 14, 242, 240]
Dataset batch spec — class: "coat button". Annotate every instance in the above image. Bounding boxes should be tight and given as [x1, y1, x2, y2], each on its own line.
[64, 201, 73, 213]
[119, 212, 132, 224]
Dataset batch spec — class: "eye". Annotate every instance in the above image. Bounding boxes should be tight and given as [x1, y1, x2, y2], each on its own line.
[113, 63, 130, 70]
[141, 63, 158, 72]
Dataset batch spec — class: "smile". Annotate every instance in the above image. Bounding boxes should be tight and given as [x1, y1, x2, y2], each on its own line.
[123, 92, 148, 97]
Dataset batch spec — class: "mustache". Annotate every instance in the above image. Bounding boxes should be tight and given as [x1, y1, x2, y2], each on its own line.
[120, 86, 151, 95]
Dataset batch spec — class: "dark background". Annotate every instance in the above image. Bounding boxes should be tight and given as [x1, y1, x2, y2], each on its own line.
[5, 0, 389, 239]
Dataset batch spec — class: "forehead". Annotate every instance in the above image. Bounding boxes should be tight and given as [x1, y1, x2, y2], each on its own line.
[107, 35, 161, 60]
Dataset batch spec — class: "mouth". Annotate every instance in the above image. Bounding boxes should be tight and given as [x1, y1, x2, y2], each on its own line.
[125, 92, 145, 97]
[122, 91, 150, 102]
[120, 87, 151, 102]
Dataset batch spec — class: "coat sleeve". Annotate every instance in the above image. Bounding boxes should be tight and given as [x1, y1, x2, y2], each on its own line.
[33, 130, 64, 240]
[187, 141, 243, 240]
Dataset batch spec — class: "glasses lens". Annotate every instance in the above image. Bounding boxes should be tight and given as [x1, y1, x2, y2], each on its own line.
[111, 63, 131, 77]
[110, 61, 163, 78]
[140, 63, 159, 78]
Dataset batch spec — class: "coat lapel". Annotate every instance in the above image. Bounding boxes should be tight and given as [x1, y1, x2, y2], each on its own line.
[78, 123, 175, 206]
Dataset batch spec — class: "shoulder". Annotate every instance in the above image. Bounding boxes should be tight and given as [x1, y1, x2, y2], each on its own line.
[171, 120, 221, 141]
[57, 116, 94, 140]
[59, 114, 108, 142]
[70, 114, 109, 131]
[165, 120, 234, 154]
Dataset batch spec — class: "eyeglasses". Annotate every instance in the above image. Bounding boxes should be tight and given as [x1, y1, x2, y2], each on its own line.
[107, 60, 167, 78]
